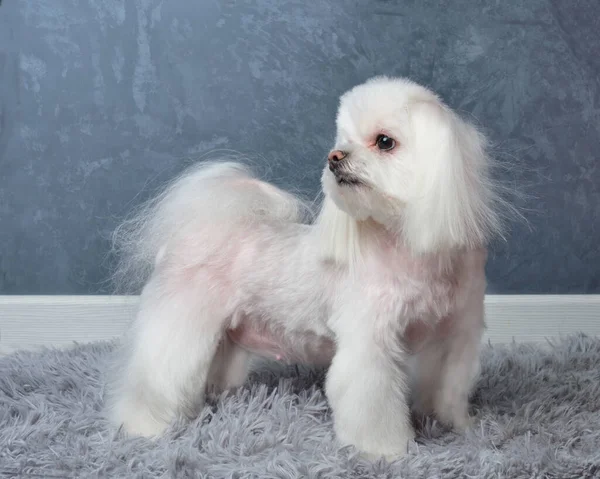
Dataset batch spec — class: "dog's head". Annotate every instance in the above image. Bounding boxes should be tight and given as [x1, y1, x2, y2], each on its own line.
[321, 76, 502, 254]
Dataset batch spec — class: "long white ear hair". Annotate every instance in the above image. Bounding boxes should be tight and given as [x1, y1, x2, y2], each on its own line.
[402, 101, 504, 253]
[314, 194, 365, 269]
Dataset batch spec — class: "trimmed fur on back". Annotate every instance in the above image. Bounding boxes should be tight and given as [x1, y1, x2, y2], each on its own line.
[111, 161, 312, 293]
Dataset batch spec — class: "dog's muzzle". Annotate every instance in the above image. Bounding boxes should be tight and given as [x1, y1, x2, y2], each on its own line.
[327, 150, 363, 185]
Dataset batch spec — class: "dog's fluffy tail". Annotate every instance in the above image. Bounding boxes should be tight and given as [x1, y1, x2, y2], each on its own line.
[111, 161, 310, 292]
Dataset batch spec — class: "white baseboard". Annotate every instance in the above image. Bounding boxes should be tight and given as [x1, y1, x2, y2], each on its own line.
[1, 295, 599, 355]
[0, 295, 138, 355]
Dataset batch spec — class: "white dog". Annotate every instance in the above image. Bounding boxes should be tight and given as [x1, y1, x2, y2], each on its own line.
[107, 76, 505, 460]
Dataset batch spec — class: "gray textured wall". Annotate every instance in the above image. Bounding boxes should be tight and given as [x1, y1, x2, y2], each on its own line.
[0, 0, 598, 294]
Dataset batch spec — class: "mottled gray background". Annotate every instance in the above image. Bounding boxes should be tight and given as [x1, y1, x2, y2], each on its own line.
[0, 0, 598, 294]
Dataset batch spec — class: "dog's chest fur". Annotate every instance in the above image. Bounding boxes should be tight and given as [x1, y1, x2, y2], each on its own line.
[388, 249, 461, 321]
[347, 239, 469, 320]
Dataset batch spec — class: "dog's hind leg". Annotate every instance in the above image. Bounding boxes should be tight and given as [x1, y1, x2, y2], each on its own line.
[207, 335, 252, 393]
[107, 269, 231, 437]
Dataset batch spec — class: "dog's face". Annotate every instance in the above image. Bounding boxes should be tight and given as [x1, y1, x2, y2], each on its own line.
[322, 77, 430, 223]
[321, 76, 499, 252]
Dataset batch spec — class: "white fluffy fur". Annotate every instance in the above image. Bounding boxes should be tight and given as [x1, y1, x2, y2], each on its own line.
[107, 76, 506, 461]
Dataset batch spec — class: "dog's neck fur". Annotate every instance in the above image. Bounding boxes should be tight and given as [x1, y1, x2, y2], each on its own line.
[315, 196, 460, 274]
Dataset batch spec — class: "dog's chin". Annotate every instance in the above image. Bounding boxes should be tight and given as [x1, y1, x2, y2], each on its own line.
[323, 169, 364, 195]
[322, 171, 373, 221]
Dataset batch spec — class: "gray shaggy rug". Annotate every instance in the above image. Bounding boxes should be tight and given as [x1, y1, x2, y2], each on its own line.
[1, 335, 600, 478]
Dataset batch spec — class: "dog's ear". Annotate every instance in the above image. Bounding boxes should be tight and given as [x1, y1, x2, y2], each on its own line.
[315, 195, 365, 269]
[401, 101, 500, 253]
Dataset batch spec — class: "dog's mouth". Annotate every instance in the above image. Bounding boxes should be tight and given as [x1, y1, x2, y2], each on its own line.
[333, 172, 364, 186]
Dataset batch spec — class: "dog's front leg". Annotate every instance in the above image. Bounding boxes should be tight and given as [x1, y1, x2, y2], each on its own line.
[325, 304, 414, 461]
[412, 279, 485, 431]
[432, 284, 485, 430]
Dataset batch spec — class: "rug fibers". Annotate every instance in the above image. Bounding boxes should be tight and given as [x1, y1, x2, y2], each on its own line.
[1, 335, 600, 478]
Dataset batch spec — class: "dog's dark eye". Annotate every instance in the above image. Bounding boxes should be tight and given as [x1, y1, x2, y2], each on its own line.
[376, 134, 396, 151]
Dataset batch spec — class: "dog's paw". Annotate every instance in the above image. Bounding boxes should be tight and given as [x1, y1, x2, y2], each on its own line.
[357, 441, 415, 463]
[110, 400, 171, 438]
[353, 434, 416, 463]
[433, 396, 474, 432]
[435, 409, 474, 432]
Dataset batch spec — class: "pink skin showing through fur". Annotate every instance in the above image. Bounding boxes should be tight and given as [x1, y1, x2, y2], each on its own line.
[226, 313, 457, 362]
[227, 324, 336, 365]
[225, 232, 486, 362]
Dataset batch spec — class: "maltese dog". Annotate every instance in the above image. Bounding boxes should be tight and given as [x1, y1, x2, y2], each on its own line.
[107, 76, 505, 460]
